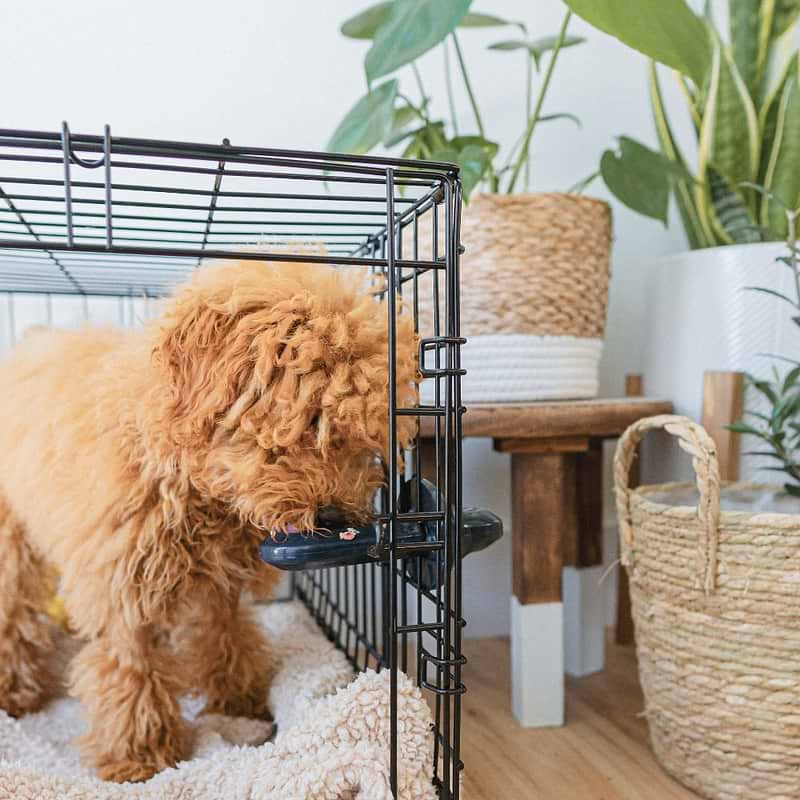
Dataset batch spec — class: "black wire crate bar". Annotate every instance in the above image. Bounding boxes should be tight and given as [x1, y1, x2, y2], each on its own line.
[0, 123, 468, 800]
[0, 123, 460, 296]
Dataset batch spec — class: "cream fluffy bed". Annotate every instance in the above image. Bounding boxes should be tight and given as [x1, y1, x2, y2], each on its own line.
[0, 601, 437, 800]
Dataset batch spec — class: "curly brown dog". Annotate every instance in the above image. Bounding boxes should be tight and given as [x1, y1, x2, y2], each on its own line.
[0, 260, 417, 782]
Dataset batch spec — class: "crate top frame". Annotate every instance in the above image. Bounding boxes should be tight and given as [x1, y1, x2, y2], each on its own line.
[0, 123, 462, 298]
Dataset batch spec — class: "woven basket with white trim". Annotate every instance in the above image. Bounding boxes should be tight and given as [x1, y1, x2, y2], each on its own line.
[411, 192, 612, 404]
[614, 415, 800, 800]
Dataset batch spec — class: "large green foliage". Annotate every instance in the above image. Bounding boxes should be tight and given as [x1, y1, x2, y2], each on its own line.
[328, 2, 584, 199]
[565, 0, 800, 246]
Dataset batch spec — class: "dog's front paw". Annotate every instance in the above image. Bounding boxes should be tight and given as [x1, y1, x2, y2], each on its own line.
[202, 687, 271, 720]
[92, 727, 192, 783]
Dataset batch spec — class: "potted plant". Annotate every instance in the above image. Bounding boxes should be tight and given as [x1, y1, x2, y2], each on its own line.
[325, 1, 614, 403]
[564, 0, 800, 476]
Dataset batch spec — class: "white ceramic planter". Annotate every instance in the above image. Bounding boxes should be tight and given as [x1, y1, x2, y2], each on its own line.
[642, 242, 800, 481]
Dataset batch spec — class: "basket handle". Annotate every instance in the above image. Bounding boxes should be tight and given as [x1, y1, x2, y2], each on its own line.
[613, 414, 721, 594]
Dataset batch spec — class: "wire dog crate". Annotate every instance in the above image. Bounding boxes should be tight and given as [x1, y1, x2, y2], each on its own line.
[0, 123, 466, 798]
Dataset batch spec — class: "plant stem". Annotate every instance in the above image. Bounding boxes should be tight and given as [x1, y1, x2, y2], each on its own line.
[411, 63, 428, 111]
[443, 41, 459, 136]
[524, 53, 532, 191]
[451, 31, 497, 192]
[451, 31, 486, 138]
[398, 92, 429, 125]
[506, 10, 572, 194]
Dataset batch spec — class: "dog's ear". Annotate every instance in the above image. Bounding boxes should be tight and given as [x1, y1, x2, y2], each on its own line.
[151, 263, 278, 443]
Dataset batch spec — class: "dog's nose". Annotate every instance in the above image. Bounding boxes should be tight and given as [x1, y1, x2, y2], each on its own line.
[316, 505, 348, 527]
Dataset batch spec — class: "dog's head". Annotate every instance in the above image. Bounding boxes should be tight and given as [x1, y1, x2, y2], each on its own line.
[152, 260, 418, 532]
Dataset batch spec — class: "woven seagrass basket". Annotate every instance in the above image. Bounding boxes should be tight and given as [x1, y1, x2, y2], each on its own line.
[614, 414, 800, 800]
[411, 192, 612, 403]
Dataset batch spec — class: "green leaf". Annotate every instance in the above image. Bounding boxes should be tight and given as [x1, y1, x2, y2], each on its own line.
[487, 39, 528, 51]
[784, 365, 800, 391]
[600, 136, 677, 225]
[449, 135, 499, 159]
[771, 0, 800, 41]
[488, 35, 585, 68]
[707, 168, 761, 243]
[562, 0, 711, 86]
[365, 0, 472, 81]
[728, 421, 760, 435]
[538, 112, 582, 127]
[696, 36, 760, 238]
[744, 285, 799, 306]
[527, 34, 585, 68]
[762, 69, 800, 236]
[341, 2, 392, 39]
[649, 62, 709, 248]
[383, 105, 419, 147]
[326, 79, 398, 154]
[456, 143, 491, 196]
[757, 52, 795, 185]
[730, 0, 761, 97]
[751, 379, 779, 403]
[459, 12, 522, 30]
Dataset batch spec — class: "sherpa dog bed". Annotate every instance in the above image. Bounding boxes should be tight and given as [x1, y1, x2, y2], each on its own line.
[0, 601, 437, 800]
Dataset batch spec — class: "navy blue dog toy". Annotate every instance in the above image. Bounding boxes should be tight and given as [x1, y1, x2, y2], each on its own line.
[258, 478, 502, 591]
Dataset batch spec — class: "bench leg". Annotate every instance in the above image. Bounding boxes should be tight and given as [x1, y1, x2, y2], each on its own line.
[564, 440, 606, 677]
[510, 452, 570, 727]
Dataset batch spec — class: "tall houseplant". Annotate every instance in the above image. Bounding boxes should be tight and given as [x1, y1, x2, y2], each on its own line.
[326, 0, 614, 404]
[565, 0, 800, 246]
[562, 0, 800, 468]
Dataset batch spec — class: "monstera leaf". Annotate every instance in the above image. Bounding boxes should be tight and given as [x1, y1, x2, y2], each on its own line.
[341, 2, 392, 39]
[365, 0, 472, 81]
[600, 136, 684, 225]
[563, 0, 710, 86]
[327, 80, 398, 154]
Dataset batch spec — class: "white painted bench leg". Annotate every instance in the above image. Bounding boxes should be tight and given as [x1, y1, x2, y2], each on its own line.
[510, 596, 564, 727]
[563, 565, 606, 678]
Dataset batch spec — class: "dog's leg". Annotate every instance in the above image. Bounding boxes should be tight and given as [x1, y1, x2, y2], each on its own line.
[0, 492, 53, 716]
[181, 588, 274, 719]
[71, 621, 190, 783]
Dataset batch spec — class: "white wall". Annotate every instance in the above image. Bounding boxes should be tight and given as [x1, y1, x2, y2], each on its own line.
[0, 0, 692, 637]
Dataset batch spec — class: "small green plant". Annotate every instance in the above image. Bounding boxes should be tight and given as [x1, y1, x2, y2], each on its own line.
[729, 196, 800, 495]
[326, 1, 585, 198]
[564, 0, 800, 247]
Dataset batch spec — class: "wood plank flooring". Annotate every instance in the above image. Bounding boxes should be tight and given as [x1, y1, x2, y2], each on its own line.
[459, 635, 699, 800]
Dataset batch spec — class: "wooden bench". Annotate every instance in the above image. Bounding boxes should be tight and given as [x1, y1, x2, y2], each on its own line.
[422, 393, 673, 727]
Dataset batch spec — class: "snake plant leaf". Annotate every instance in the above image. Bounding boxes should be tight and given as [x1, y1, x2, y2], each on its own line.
[648, 62, 708, 248]
[562, 0, 710, 86]
[758, 52, 796, 184]
[459, 12, 524, 31]
[327, 79, 398, 154]
[696, 36, 760, 237]
[708, 168, 761, 243]
[341, 2, 392, 39]
[762, 70, 800, 236]
[771, 0, 800, 41]
[730, 0, 761, 97]
[600, 137, 679, 225]
[365, 0, 472, 81]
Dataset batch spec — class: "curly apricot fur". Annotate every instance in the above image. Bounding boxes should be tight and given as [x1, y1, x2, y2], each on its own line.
[0, 260, 417, 782]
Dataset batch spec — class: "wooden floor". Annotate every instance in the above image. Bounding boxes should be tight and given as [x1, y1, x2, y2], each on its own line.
[460, 634, 699, 800]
